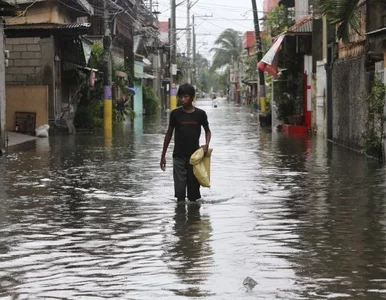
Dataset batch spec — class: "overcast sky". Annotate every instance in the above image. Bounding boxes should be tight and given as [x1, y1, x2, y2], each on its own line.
[154, 0, 264, 61]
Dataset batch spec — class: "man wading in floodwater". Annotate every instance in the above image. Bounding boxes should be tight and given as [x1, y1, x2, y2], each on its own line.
[160, 83, 212, 202]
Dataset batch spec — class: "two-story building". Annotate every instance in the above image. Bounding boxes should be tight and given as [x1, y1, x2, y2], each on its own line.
[0, 0, 18, 153]
[3, 0, 93, 134]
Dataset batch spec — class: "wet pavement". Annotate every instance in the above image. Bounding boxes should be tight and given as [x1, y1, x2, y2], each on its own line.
[1, 98, 386, 299]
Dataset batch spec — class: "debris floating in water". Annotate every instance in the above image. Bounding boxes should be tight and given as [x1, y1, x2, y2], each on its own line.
[243, 276, 257, 291]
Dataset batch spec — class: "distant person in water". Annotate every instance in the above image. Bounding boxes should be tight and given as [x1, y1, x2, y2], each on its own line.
[160, 83, 212, 202]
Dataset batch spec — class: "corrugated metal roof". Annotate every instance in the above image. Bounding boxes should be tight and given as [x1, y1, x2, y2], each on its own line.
[287, 15, 313, 34]
[5, 22, 91, 31]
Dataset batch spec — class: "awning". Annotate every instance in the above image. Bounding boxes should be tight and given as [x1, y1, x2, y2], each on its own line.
[257, 34, 285, 77]
[62, 61, 98, 72]
[286, 15, 313, 35]
[366, 27, 386, 42]
[134, 72, 155, 79]
[143, 73, 155, 79]
[5, 22, 91, 37]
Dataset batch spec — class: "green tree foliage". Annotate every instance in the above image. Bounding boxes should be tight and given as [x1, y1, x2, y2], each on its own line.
[195, 53, 212, 93]
[362, 75, 386, 160]
[318, 0, 361, 44]
[263, 4, 295, 37]
[211, 29, 243, 71]
[143, 85, 159, 115]
[75, 43, 135, 130]
[244, 55, 258, 80]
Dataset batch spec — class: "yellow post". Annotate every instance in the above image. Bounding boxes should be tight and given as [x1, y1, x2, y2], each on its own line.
[104, 86, 112, 131]
[170, 95, 177, 110]
[170, 83, 177, 110]
[260, 96, 266, 113]
[104, 124, 112, 148]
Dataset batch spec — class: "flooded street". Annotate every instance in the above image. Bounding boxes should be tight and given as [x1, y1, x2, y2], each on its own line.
[1, 98, 386, 299]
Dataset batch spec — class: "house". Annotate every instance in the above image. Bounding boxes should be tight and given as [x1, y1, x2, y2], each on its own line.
[259, 0, 315, 134]
[88, 0, 163, 117]
[134, 5, 163, 115]
[320, 0, 383, 152]
[241, 31, 258, 106]
[0, 0, 18, 153]
[3, 0, 93, 134]
[158, 20, 171, 110]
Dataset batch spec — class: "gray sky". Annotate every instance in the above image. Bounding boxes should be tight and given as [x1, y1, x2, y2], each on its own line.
[155, 0, 264, 61]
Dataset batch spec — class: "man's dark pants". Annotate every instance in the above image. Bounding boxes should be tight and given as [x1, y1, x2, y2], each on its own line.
[173, 157, 201, 201]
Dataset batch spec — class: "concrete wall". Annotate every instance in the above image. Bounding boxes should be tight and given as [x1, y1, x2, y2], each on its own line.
[6, 85, 49, 131]
[5, 36, 55, 118]
[331, 56, 367, 150]
[5, 36, 54, 84]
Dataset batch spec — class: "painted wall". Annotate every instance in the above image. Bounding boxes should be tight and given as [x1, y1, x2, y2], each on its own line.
[133, 81, 143, 116]
[331, 56, 367, 150]
[6, 85, 49, 131]
[315, 61, 327, 137]
[134, 61, 144, 115]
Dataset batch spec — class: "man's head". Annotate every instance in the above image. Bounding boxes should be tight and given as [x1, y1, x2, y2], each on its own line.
[177, 83, 195, 107]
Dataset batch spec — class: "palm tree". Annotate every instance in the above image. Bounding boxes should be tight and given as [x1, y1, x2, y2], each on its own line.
[210, 29, 243, 71]
[318, 0, 361, 44]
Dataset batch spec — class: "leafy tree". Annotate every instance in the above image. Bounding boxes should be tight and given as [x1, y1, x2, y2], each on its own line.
[143, 85, 159, 115]
[75, 43, 135, 129]
[362, 75, 386, 160]
[263, 4, 295, 37]
[318, 0, 361, 44]
[195, 53, 211, 93]
[210, 29, 243, 71]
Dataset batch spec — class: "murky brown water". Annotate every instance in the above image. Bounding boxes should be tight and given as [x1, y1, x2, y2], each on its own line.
[1, 98, 386, 299]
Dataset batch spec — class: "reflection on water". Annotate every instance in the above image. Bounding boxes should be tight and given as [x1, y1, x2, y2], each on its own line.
[165, 203, 213, 298]
[0, 99, 386, 299]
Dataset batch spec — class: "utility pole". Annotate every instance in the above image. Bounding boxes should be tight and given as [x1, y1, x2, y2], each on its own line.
[103, 0, 112, 135]
[186, 0, 191, 83]
[192, 14, 211, 89]
[169, 0, 177, 110]
[251, 0, 266, 113]
[192, 14, 196, 86]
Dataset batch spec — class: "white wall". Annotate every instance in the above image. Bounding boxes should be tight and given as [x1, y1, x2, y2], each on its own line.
[295, 0, 309, 20]
[316, 61, 327, 137]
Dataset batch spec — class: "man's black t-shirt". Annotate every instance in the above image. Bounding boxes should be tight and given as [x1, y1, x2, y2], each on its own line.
[170, 107, 209, 158]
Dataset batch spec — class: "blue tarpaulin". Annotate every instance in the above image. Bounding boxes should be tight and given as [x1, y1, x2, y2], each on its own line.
[128, 87, 137, 95]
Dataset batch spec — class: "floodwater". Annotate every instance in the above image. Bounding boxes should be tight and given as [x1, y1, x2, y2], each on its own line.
[1, 98, 386, 299]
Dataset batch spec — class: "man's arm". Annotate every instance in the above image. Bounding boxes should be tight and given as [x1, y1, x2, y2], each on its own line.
[202, 111, 211, 155]
[202, 125, 211, 156]
[160, 125, 174, 171]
